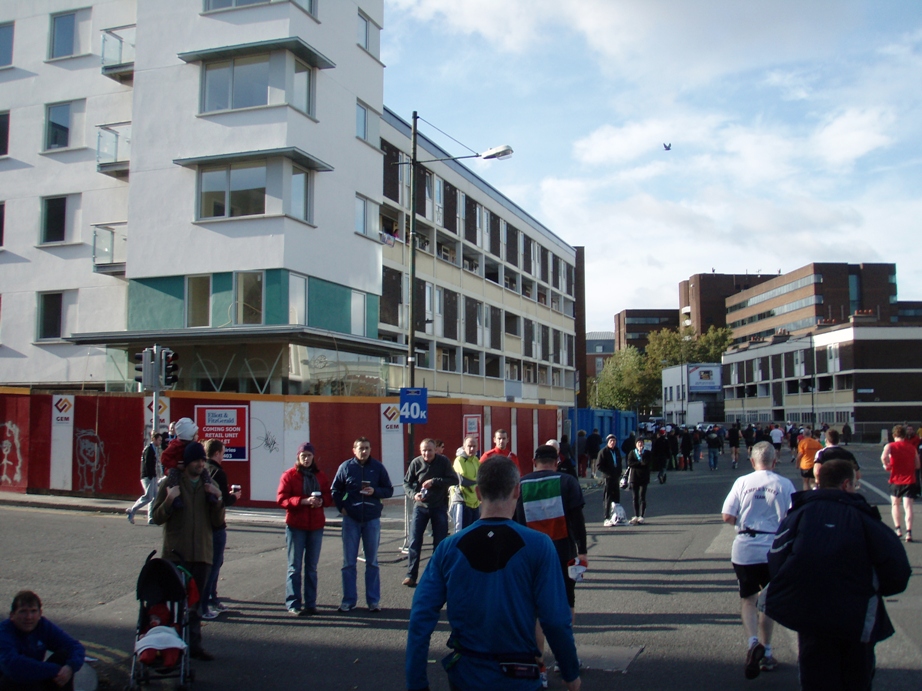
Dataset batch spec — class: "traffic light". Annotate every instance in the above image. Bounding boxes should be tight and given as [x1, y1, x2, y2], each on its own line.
[134, 349, 155, 390]
[161, 348, 179, 387]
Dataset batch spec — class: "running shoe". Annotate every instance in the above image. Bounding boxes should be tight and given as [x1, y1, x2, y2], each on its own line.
[745, 642, 765, 679]
[201, 608, 219, 620]
[759, 655, 778, 672]
[603, 519, 613, 527]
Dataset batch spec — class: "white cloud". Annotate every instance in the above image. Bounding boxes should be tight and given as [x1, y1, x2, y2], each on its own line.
[811, 108, 895, 169]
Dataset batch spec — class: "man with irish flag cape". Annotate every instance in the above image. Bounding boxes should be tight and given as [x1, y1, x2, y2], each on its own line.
[515, 445, 587, 687]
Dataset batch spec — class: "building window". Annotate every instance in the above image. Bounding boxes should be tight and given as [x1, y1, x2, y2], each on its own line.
[357, 13, 369, 49]
[236, 271, 263, 325]
[200, 162, 266, 218]
[289, 273, 307, 325]
[0, 202, 5, 247]
[355, 196, 367, 235]
[50, 13, 76, 59]
[292, 60, 313, 115]
[38, 292, 63, 339]
[205, 0, 269, 9]
[0, 111, 8, 156]
[356, 102, 367, 140]
[42, 197, 67, 243]
[351, 291, 365, 336]
[203, 55, 269, 112]
[596, 357, 604, 372]
[45, 103, 71, 150]
[291, 167, 313, 222]
[0, 23, 11, 67]
[187, 275, 211, 327]
[293, 0, 316, 15]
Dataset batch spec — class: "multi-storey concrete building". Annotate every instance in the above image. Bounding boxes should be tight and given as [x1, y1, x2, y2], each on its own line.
[614, 308, 678, 353]
[585, 331, 614, 379]
[679, 272, 774, 333]
[377, 109, 578, 405]
[725, 263, 898, 345]
[0, 1, 578, 403]
[723, 313, 922, 440]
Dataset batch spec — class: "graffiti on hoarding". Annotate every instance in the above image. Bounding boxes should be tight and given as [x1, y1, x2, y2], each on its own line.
[1, 422, 24, 484]
[75, 428, 109, 491]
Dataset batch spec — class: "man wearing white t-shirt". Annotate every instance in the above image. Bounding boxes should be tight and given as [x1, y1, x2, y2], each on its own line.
[768, 424, 784, 454]
[721, 441, 796, 680]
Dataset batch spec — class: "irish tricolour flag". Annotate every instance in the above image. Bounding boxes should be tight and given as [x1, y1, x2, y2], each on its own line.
[521, 475, 568, 541]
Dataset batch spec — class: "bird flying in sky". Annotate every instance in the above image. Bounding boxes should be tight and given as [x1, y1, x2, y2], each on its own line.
[663, 143, 672, 151]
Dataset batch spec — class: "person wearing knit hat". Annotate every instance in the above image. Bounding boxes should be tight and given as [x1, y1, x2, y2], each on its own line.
[159, 418, 214, 510]
[277, 442, 332, 615]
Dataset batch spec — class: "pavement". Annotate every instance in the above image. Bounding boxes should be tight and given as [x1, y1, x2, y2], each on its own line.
[0, 477, 602, 526]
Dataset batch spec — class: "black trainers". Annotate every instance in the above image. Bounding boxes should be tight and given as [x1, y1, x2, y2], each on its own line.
[745, 642, 765, 679]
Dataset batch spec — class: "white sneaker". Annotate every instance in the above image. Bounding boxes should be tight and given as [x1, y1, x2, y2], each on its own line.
[637, 516, 645, 524]
[201, 608, 219, 620]
[629, 516, 639, 525]
[603, 519, 613, 527]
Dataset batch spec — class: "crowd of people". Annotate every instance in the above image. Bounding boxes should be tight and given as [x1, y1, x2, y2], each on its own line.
[3, 418, 919, 691]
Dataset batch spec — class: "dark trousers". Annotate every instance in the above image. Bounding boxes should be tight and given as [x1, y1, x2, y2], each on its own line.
[186, 561, 211, 652]
[406, 505, 449, 580]
[0, 651, 74, 691]
[602, 478, 621, 519]
[631, 483, 648, 518]
[798, 633, 876, 691]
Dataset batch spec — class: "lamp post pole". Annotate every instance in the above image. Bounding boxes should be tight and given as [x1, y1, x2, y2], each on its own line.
[407, 111, 420, 458]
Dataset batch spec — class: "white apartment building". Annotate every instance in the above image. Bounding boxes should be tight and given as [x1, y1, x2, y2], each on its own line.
[0, 1, 578, 402]
[0, 0, 399, 394]
[378, 109, 579, 405]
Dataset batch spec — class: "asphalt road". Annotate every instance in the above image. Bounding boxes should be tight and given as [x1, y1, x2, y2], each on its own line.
[1, 444, 919, 690]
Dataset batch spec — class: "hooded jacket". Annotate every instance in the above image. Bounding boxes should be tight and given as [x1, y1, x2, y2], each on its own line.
[764, 489, 911, 644]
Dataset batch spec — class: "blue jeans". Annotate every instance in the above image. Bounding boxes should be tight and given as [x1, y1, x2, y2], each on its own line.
[129, 476, 158, 521]
[286, 526, 324, 611]
[203, 527, 227, 608]
[341, 516, 381, 608]
[406, 504, 449, 581]
[708, 448, 719, 470]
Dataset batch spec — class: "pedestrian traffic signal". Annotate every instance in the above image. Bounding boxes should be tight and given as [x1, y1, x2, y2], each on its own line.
[134, 349, 155, 390]
[161, 348, 179, 387]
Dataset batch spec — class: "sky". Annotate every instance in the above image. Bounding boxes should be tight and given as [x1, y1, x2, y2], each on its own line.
[379, 0, 922, 333]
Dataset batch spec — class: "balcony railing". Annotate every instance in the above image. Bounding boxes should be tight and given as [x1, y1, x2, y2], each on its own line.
[100, 25, 136, 82]
[96, 122, 131, 178]
[92, 222, 127, 274]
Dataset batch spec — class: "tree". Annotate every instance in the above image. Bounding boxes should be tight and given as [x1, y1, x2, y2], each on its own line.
[644, 327, 699, 370]
[696, 325, 734, 363]
[596, 346, 660, 411]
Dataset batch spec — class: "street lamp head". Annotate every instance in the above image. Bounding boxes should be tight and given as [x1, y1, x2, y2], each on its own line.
[480, 144, 514, 160]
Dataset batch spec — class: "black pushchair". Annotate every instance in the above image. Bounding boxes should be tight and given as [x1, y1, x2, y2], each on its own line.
[127, 551, 194, 690]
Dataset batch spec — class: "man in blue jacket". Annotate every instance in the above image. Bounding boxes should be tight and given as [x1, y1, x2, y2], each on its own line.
[406, 456, 580, 691]
[331, 437, 394, 612]
[0, 590, 85, 690]
[764, 458, 911, 689]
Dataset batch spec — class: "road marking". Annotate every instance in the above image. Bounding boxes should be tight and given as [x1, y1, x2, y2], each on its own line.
[859, 478, 891, 502]
[705, 524, 735, 554]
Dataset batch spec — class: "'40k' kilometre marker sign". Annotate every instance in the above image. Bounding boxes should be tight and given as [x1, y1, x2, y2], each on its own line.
[399, 388, 428, 424]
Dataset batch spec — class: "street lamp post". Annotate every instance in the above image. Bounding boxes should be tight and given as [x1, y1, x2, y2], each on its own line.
[403, 111, 512, 457]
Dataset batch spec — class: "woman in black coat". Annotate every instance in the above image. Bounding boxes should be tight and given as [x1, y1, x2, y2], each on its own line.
[597, 435, 623, 525]
[626, 437, 652, 524]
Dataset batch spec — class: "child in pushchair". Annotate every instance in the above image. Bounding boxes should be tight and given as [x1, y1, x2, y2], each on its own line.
[128, 552, 194, 689]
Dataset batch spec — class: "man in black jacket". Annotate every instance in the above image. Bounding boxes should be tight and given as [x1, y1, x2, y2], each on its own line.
[764, 458, 911, 690]
[402, 438, 458, 587]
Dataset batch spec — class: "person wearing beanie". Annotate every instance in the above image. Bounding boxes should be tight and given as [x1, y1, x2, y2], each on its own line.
[151, 440, 225, 661]
[277, 442, 332, 615]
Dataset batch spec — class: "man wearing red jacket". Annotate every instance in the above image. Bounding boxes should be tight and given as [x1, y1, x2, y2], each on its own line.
[479, 429, 519, 469]
[277, 442, 332, 616]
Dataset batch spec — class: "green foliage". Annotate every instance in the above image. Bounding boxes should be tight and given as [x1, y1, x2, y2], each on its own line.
[594, 326, 733, 411]
[596, 346, 660, 411]
[696, 325, 734, 363]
